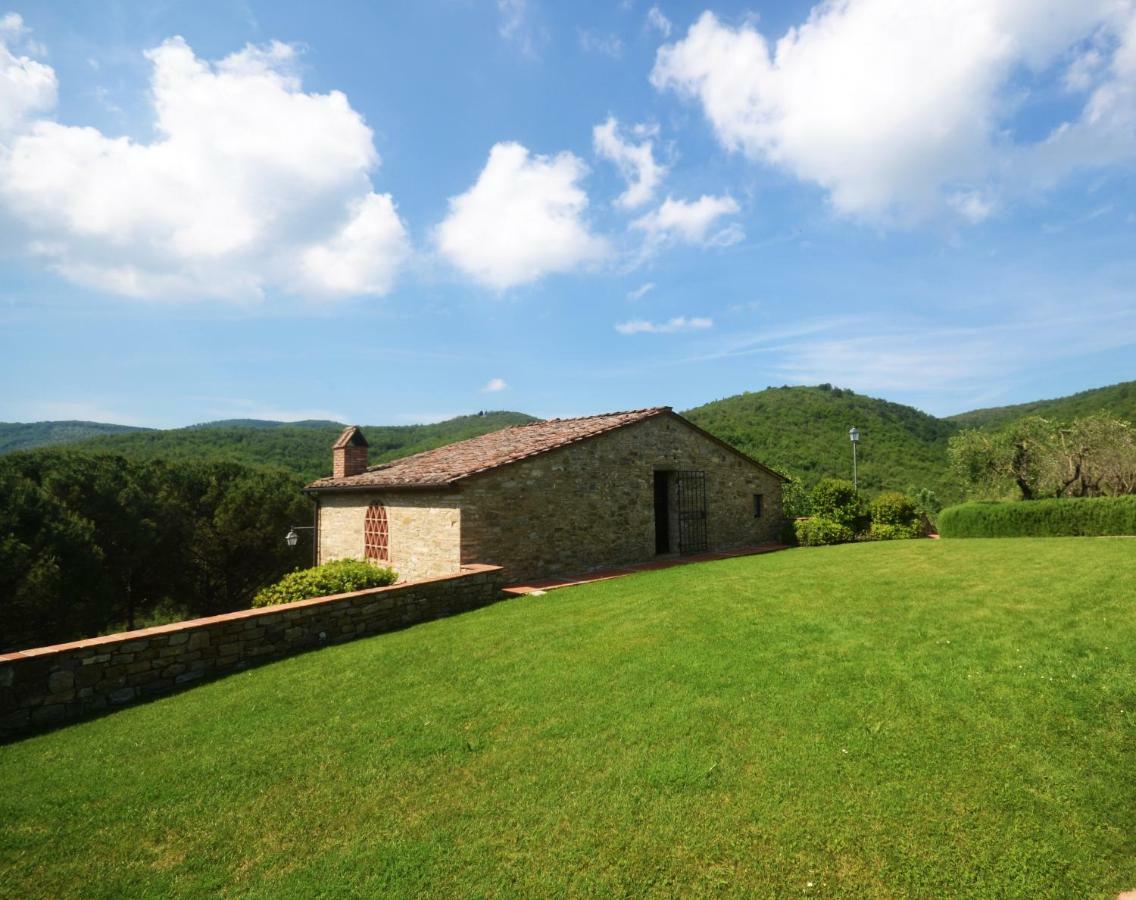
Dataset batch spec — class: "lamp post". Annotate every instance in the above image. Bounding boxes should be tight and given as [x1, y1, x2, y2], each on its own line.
[285, 525, 317, 566]
[849, 427, 860, 489]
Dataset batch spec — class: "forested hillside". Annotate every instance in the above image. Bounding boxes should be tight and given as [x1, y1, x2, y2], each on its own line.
[7, 382, 1132, 497]
[683, 385, 962, 500]
[0, 451, 309, 651]
[0, 420, 151, 454]
[947, 381, 1136, 429]
[67, 411, 537, 482]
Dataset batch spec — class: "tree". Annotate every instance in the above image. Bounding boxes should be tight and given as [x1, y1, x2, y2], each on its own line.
[1047, 415, 1136, 497]
[809, 478, 867, 530]
[0, 450, 311, 650]
[166, 462, 311, 615]
[949, 415, 1136, 500]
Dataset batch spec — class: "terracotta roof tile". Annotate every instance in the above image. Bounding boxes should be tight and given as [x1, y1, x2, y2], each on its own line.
[307, 407, 671, 491]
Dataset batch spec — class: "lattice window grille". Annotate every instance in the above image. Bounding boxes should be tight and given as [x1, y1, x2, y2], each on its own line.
[364, 501, 389, 562]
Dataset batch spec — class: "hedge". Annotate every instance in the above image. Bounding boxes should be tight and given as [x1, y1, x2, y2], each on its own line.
[937, 496, 1136, 538]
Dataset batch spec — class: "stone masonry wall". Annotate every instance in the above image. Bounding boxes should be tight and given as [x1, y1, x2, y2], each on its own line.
[0, 564, 503, 741]
[318, 491, 461, 582]
[459, 414, 784, 583]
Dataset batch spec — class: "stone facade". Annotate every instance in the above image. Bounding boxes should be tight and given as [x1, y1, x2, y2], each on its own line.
[316, 414, 784, 585]
[458, 414, 783, 582]
[318, 491, 461, 582]
[0, 564, 504, 740]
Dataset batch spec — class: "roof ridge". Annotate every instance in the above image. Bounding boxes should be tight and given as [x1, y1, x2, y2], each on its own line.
[308, 407, 675, 491]
[531, 406, 670, 425]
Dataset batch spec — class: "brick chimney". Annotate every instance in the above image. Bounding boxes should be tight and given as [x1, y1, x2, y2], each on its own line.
[332, 426, 369, 478]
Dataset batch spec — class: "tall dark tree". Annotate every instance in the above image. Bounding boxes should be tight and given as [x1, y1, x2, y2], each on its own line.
[0, 451, 310, 650]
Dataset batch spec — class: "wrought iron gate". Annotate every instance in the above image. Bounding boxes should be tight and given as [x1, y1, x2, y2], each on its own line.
[675, 470, 708, 553]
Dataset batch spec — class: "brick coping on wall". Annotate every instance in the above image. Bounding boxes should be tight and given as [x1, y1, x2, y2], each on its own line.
[1, 563, 506, 739]
[0, 563, 501, 663]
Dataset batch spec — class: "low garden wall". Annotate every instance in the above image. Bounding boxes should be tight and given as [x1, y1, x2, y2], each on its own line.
[0, 563, 505, 740]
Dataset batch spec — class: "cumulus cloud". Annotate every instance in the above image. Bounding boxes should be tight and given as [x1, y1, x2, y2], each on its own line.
[615, 315, 712, 334]
[0, 13, 55, 137]
[651, 3, 1136, 222]
[0, 34, 408, 299]
[482, 377, 508, 392]
[593, 116, 668, 209]
[435, 141, 609, 290]
[632, 194, 741, 246]
[298, 193, 410, 296]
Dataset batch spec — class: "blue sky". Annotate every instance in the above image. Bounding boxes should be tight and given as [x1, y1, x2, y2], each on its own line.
[1, 0, 1133, 427]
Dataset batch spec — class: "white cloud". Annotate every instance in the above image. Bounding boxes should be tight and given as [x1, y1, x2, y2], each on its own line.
[948, 190, 995, 224]
[593, 116, 668, 209]
[298, 192, 410, 296]
[1030, 8, 1136, 184]
[647, 7, 672, 38]
[615, 315, 713, 334]
[632, 194, 741, 245]
[498, 0, 545, 58]
[497, 0, 526, 40]
[651, 3, 1136, 222]
[627, 281, 655, 300]
[0, 13, 55, 137]
[482, 377, 508, 392]
[578, 29, 623, 59]
[0, 34, 409, 300]
[435, 141, 609, 290]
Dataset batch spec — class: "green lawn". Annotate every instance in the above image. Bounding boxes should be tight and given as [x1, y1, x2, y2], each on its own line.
[2, 539, 1134, 897]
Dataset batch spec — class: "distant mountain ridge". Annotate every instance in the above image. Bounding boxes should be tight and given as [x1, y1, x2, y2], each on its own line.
[946, 381, 1136, 429]
[184, 419, 346, 431]
[47, 412, 538, 482]
[3, 381, 1131, 496]
[0, 420, 152, 454]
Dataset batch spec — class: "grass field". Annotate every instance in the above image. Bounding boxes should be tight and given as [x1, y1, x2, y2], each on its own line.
[2, 538, 1134, 897]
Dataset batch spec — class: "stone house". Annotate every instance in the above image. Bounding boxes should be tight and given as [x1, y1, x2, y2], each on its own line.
[305, 407, 787, 584]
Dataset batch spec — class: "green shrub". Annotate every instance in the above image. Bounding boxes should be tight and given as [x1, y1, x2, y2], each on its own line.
[252, 558, 398, 607]
[780, 479, 812, 519]
[870, 491, 918, 527]
[795, 517, 855, 546]
[868, 522, 922, 541]
[938, 496, 1136, 538]
[810, 478, 866, 530]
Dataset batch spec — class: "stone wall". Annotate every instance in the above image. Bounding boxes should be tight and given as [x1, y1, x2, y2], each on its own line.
[459, 414, 784, 582]
[317, 491, 461, 582]
[0, 564, 503, 741]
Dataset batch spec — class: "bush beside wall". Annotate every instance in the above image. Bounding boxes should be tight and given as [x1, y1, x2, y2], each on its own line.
[938, 496, 1136, 538]
[253, 559, 397, 607]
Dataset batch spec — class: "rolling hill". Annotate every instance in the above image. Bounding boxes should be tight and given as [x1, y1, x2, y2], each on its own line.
[4, 380, 1131, 497]
[0, 420, 152, 454]
[66, 411, 537, 482]
[682, 384, 962, 499]
[946, 380, 1136, 429]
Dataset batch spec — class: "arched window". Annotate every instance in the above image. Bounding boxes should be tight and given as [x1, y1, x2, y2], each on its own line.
[364, 500, 389, 562]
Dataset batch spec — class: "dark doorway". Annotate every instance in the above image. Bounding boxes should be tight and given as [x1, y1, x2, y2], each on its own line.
[675, 470, 708, 553]
[653, 471, 670, 554]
